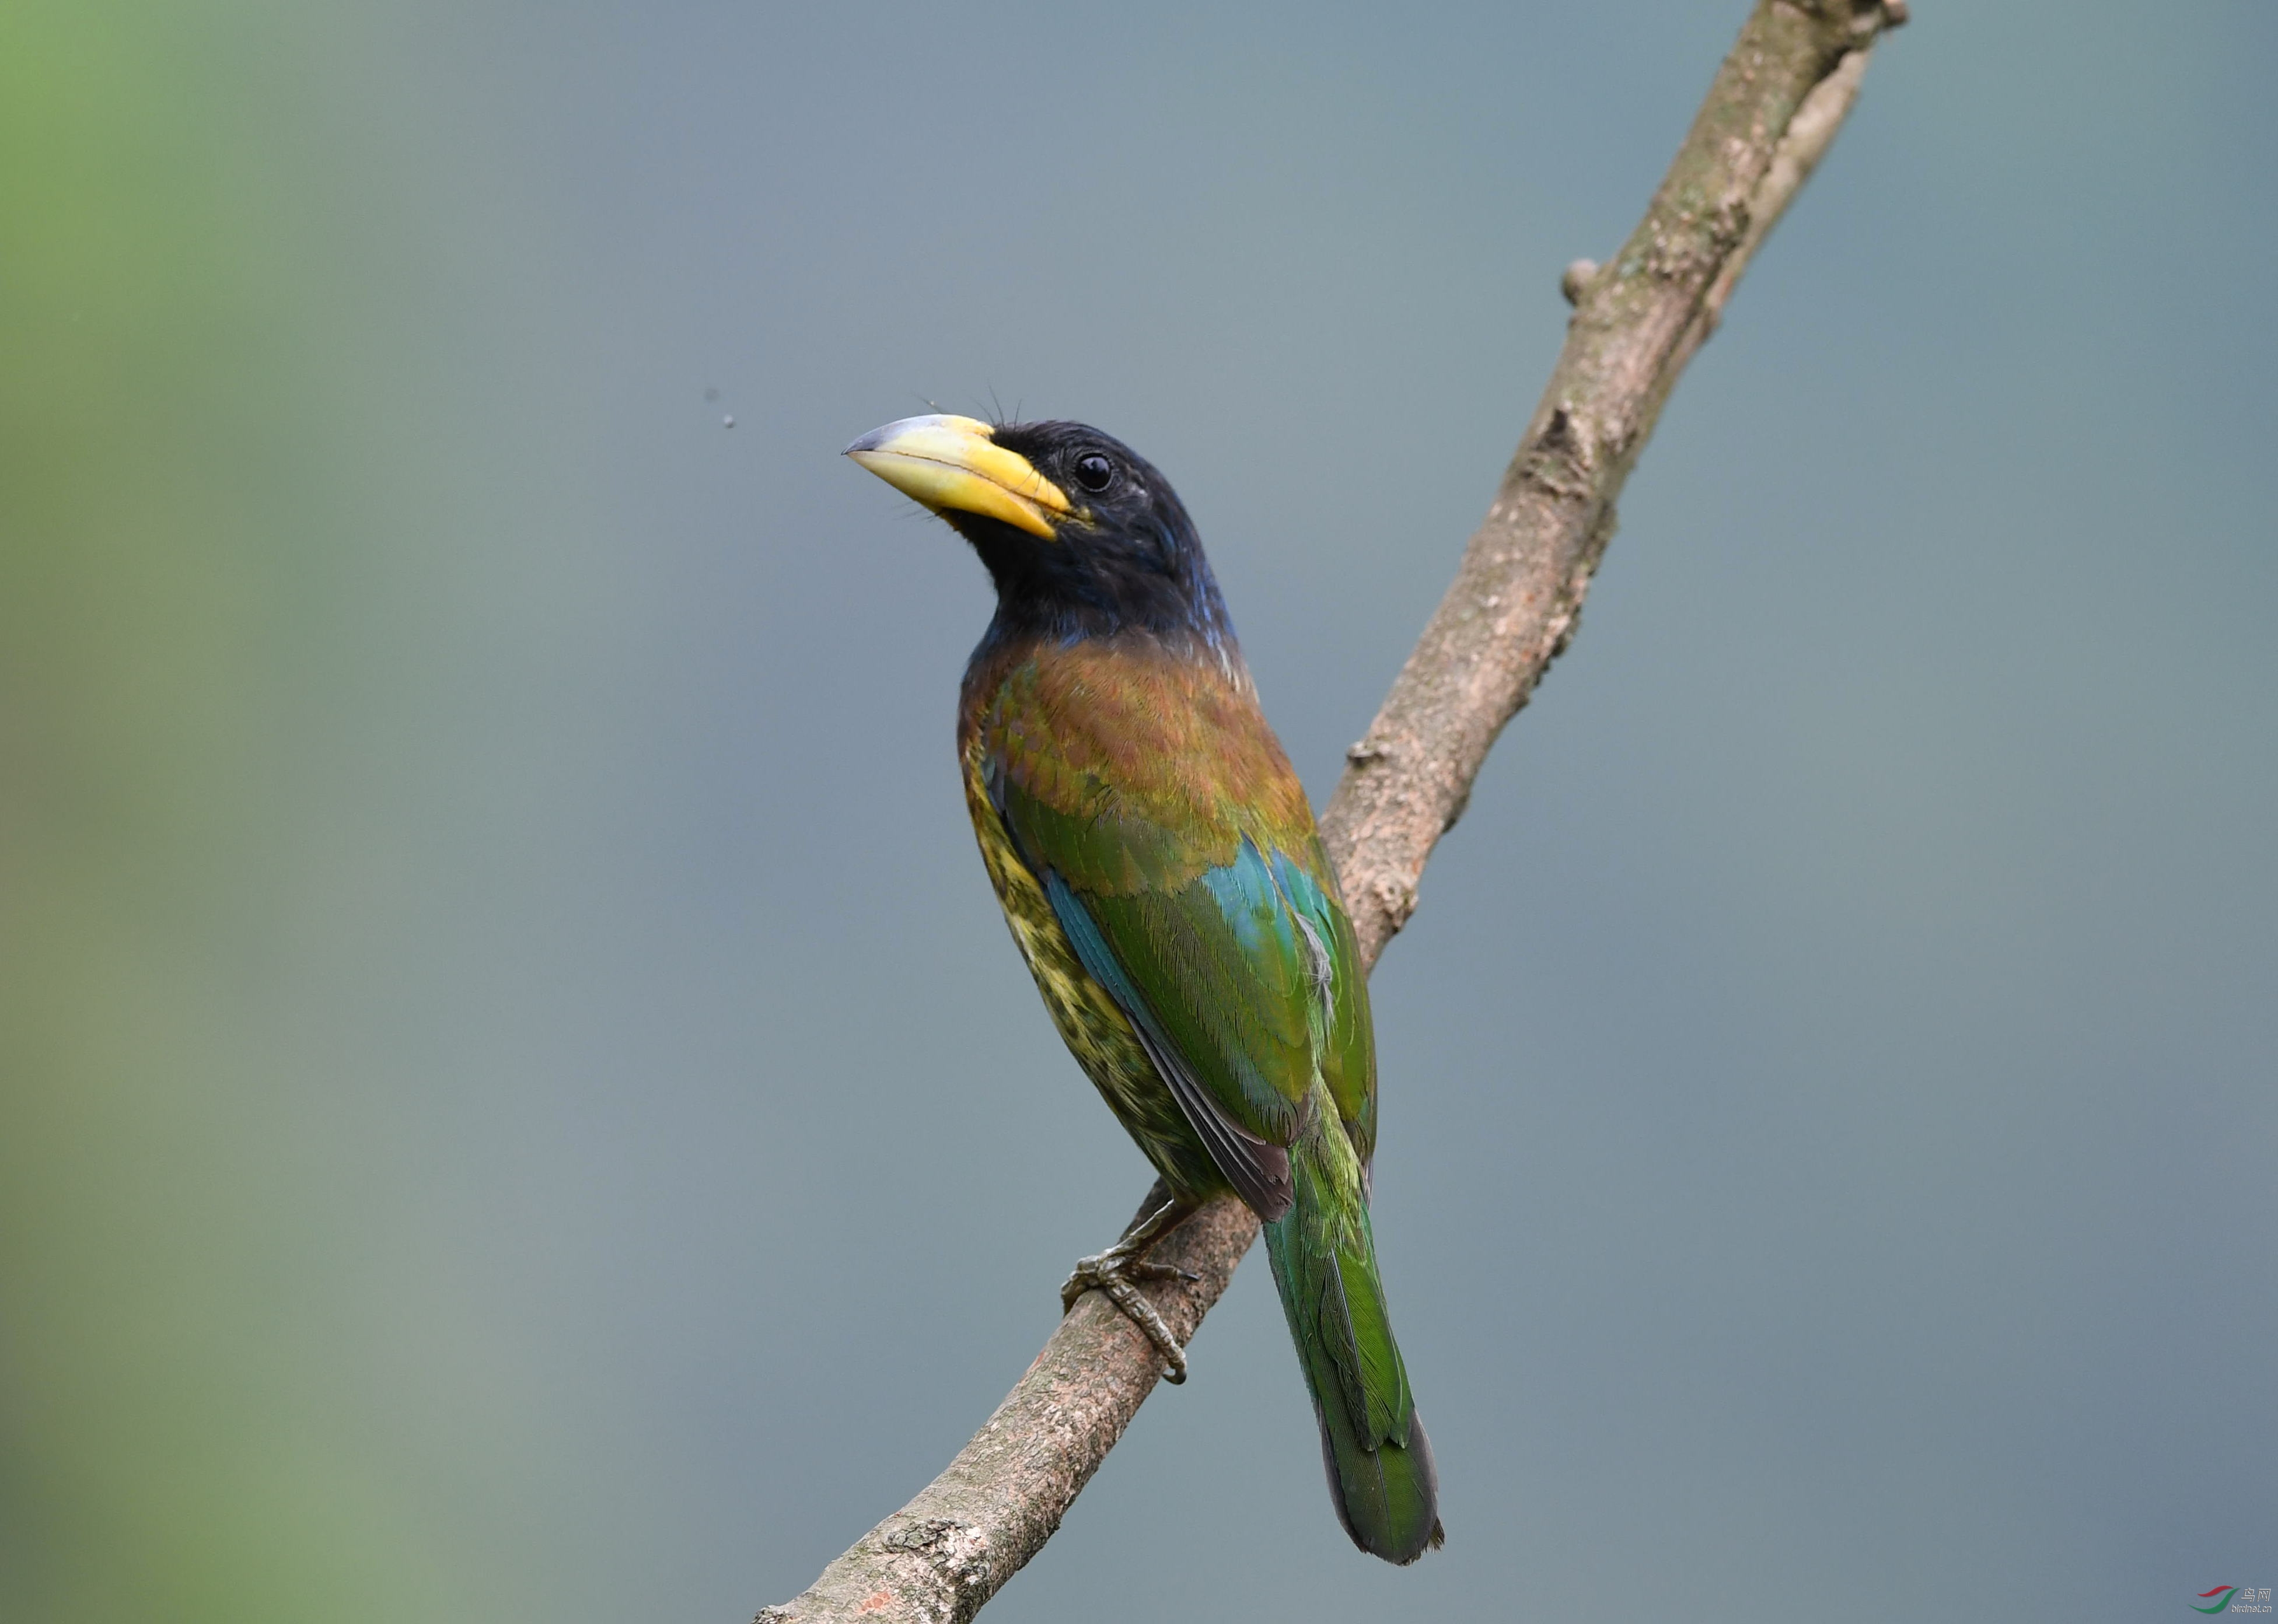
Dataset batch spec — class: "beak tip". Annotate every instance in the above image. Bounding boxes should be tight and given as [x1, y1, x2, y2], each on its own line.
[845, 412, 976, 461]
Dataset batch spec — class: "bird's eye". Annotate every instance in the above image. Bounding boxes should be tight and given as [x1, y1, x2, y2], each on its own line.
[1072, 452, 1116, 493]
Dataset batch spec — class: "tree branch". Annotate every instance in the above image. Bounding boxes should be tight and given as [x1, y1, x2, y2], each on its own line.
[1320, 2, 1896, 960]
[760, 5, 1903, 1620]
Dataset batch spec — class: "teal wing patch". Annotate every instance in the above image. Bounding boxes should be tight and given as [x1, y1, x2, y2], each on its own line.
[989, 760, 1350, 1220]
[1043, 869, 1295, 1217]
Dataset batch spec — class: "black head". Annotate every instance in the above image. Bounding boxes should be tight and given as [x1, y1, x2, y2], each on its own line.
[845, 414, 1234, 648]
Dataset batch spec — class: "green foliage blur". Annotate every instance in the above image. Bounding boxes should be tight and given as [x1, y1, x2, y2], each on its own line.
[1, 7, 470, 1617]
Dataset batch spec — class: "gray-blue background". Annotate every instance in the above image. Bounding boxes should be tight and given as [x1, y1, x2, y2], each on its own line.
[5, 3, 2271, 1620]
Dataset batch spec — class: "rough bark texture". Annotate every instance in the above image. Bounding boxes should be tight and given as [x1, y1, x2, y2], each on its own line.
[1320, 3, 1896, 963]
[760, 5, 1902, 1620]
[756, 1184, 1256, 1624]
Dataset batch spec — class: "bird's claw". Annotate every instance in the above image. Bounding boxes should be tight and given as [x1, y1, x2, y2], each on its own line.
[1060, 1247, 1199, 1384]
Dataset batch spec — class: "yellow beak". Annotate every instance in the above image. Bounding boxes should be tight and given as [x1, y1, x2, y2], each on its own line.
[843, 414, 1072, 541]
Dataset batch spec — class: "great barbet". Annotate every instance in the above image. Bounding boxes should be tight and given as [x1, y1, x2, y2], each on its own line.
[845, 414, 1442, 1563]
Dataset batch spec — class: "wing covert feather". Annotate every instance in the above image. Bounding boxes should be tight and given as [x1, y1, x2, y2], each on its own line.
[974, 643, 1379, 1203]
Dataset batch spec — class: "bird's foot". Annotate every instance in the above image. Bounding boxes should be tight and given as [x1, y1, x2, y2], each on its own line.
[1059, 1206, 1201, 1384]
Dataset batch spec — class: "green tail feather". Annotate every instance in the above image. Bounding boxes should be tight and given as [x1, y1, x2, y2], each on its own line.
[1263, 1112, 1444, 1564]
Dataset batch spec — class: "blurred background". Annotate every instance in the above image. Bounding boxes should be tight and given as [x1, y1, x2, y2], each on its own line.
[4, 2, 2272, 1620]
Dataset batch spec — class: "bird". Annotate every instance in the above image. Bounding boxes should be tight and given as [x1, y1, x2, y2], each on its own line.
[844, 412, 1442, 1564]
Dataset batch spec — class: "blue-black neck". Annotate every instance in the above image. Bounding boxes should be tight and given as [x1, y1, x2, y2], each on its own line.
[953, 506, 1243, 668]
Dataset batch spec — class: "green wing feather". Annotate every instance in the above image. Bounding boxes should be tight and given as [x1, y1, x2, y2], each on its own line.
[977, 651, 1376, 1194]
[972, 643, 1438, 1562]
